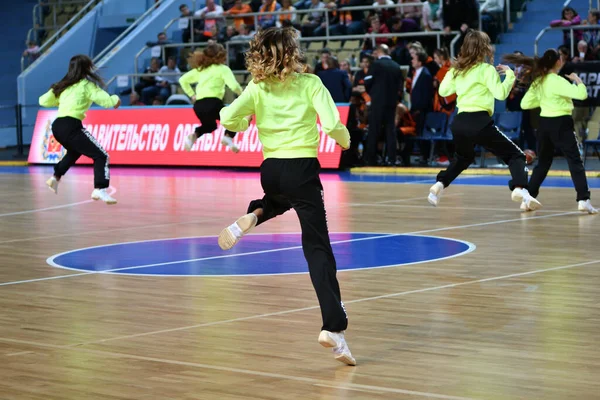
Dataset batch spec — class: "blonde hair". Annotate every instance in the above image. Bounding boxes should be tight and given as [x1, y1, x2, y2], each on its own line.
[187, 43, 227, 70]
[245, 27, 307, 83]
[453, 30, 494, 76]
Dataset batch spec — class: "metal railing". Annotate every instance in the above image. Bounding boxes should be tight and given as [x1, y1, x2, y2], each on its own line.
[163, 2, 427, 44]
[534, 24, 600, 56]
[32, 0, 90, 30]
[128, 30, 460, 88]
[22, 0, 103, 72]
[94, 0, 168, 64]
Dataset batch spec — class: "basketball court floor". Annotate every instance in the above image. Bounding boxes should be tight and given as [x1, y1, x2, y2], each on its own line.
[0, 165, 599, 399]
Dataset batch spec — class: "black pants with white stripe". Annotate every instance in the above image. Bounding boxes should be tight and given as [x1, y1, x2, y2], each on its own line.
[528, 116, 590, 201]
[436, 111, 528, 190]
[246, 158, 348, 333]
[52, 117, 110, 189]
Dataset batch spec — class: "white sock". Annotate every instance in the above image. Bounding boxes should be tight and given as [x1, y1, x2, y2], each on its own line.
[228, 222, 243, 239]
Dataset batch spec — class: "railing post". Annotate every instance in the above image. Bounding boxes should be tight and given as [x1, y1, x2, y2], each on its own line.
[436, 32, 440, 49]
[191, 17, 195, 43]
[325, 10, 330, 41]
[53, 4, 57, 28]
[571, 29, 575, 59]
[15, 104, 24, 157]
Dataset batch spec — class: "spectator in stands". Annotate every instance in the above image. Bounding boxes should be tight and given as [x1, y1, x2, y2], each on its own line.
[405, 43, 439, 94]
[432, 47, 455, 165]
[362, 16, 390, 57]
[133, 57, 161, 97]
[129, 92, 145, 106]
[423, 0, 443, 31]
[314, 49, 332, 74]
[343, 91, 369, 166]
[328, 0, 371, 36]
[258, 0, 282, 29]
[23, 41, 41, 64]
[146, 32, 177, 60]
[230, 24, 255, 69]
[397, 0, 422, 26]
[432, 48, 455, 116]
[583, 9, 600, 58]
[300, 0, 326, 36]
[368, 16, 390, 46]
[223, 0, 237, 10]
[142, 57, 181, 105]
[219, 25, 239, 42]
[278, 0, 298, 27]
[353, 56, 372, 91]
[573, 40, 594, 62]
[506, 50, 536, 152]
[153, 97, 166, 106]
[443, 0, 479, 52]
[364, 44, 404, 166]
[372, 0, 396, 24]
[550, 6, 583, 47]
[179, 4, 193, 43]
[340, 59, 354, 84]
[317, 57, 352, 102]
[226, 0, 255, 31]
[399, 51, 433, 166]
[195, 0, 225, 40]
[480, 0, 504, 42]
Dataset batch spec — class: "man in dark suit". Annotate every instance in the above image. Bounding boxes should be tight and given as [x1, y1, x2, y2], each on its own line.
[364, 44, 404, 166]
[400, 51, 434, 165]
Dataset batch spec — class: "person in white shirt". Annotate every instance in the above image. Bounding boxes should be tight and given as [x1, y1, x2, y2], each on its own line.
[143, 57, 181, 104]
[423, 0, 443, 31]
[194, 0, 225, 40]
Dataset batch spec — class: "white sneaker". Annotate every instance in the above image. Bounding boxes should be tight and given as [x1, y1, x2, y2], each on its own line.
[318, 330, 356, 366]
[427, 182, 444, 207]
[46, 176, 58, 194]
[184, 133, 197, 151]
[578, 200, 598, 214]
[511, 188, 542, 211]
[218, 213, 257, 250]
[91, 188, 117, 205]
[221, 135, 240, 153]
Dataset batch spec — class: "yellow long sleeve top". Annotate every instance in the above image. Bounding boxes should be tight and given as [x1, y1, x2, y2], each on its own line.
[439, 63, 515, 116]
[521, 73, 588, 117]
[38, 80, 119, 120]
[220, 73, 350, 159]
[179, 64, 242, 100]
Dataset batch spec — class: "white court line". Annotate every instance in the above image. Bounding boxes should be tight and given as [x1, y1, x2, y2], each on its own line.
[0, 193, 443, 245]
[0, 210, 577, 287]
[20, 258, 600, 348]
[0, 186, 117, 218]
[349, 203, 573, 213]
[0, 338, 476, 400]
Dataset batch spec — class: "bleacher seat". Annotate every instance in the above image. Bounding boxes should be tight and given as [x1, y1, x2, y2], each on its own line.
[494, 111, 522, 141]
[417, 112, 450, 162]
[166, 94, 192, 105]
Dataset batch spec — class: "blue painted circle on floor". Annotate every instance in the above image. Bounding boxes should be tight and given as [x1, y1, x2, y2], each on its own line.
[47, 233, 475, 276]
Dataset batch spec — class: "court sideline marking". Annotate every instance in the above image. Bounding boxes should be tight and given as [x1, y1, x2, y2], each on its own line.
[0, 338, 476, 400]
[2, 258, 599, 400]
[0, 186, 117, 218]
[61, 258, 599, 347]
[0, 193, 451, 245]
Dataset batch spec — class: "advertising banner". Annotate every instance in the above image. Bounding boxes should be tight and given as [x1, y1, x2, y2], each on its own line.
[28, 106, 347, 169]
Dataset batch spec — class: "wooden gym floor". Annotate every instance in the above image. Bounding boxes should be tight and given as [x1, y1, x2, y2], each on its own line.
[0, 166, 599, 400]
